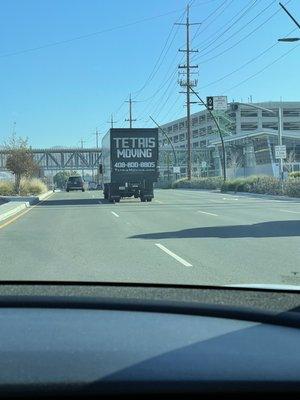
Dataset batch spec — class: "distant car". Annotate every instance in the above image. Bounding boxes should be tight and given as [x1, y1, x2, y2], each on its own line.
[96, 183, 103, 190]
[66, 176, 85, 192]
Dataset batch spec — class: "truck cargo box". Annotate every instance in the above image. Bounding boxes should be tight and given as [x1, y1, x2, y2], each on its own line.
[101, 128, 159, 202]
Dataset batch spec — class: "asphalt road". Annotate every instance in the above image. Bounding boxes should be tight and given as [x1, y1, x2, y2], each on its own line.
[0, 189, 300, 286]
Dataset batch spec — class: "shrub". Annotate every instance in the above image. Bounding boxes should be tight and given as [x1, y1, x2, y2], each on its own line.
[222, 175, 283, 195]
[172, 175, 300, 198]
[285, 178, 300, 197]
[19, 178, 48, 195]
[249, 176, 282, 195]
[0, 180, 14, 196]
[172, 177, 223, 190]
[289, 171, 300, 179]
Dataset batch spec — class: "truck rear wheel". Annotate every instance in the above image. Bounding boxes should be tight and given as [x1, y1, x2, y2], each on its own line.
[140, 196, 146, 202]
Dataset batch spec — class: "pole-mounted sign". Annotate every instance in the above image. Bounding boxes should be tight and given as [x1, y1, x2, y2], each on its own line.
[206, 96, 228, 111]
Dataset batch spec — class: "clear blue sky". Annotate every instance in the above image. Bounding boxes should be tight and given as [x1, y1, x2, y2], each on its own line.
[0, 0, 299, 148]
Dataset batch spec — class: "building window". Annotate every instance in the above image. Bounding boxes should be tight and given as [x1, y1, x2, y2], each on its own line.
[198, 115, 205, 124]
[193, 141, 199, 148]
[200, 141, 206, 148]
[241, 109, 258, 117]
[179, 133, 185, 141]
[192, 117, 198, 126]
[179, 121, 185, 130]
[167, 126, 172, 132]
[199, 128, 206, 136]
[241, 123, 258, 131]
[173, 124, 178, 132]
[173, 135, 179, 143]
[192, 129, 199, 138]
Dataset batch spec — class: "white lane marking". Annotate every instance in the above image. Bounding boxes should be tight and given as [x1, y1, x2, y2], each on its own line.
[222, 197, 238, 201]
[198, 210, 218, 216]
[98, 200, 102, 204]
[155, 200, 163, 204]
[279, 209, 300, 214]
[111, 211, 120, 218]
[155, 243, 192, 267]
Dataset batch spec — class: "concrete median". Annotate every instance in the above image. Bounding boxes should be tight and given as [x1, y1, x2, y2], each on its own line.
[0, 190, 53, 222]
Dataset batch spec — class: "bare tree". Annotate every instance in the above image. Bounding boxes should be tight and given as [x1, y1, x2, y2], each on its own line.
[227, 147, 242, 178]
[285, 150, 296, 173]
[4, 134, 39, 194]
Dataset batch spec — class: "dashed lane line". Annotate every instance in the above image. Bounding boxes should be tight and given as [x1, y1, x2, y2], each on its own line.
[111, 211, 120, 218]
[198, 210, 218, 216]
[155, 243, 192, 267]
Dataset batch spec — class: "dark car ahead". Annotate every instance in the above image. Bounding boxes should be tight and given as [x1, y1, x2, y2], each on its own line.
[66, 176, 85, 192]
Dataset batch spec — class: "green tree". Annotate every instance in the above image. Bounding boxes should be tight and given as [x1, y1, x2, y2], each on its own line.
[53, 171, 78, 188]
[5, 134, 39, 194]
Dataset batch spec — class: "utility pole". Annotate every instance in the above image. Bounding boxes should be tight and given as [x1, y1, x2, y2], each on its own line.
[176, 5, 199, 180]
[125, 93, 137, 128]
[278, 107, 284, 182]
[80, 139, 85, 178]
[107, 114, 117, 129]
[94, 128, 100, 148]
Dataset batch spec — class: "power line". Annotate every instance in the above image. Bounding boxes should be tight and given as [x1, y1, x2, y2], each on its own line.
[196, 0, 260, 54]
[136, 67, 179, 119]
[0, 8, 186, 59]
[223, 41, 300, 93]
[192, 0, 233, 41]
[150, 79, 179, 119]
[132, 10, 186, 98]
[199, 26, 297, 90]
[194, 0, 292, 64]
[191, 0, 229, 40]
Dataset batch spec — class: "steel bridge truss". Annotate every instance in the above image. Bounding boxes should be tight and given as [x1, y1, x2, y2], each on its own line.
[0, 148, 102, 171]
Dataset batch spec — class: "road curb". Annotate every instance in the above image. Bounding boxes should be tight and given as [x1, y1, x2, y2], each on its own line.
[0, 190, 53, 223]
[0, 202, 30, 222]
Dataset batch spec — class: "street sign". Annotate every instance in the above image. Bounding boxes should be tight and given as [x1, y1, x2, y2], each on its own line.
[275, 145, 286, 159]
[173, 166, 180, 173]
[206, 96, 228, 111]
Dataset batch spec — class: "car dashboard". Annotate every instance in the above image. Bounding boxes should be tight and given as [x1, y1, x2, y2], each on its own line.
[1, 292, 300, 398]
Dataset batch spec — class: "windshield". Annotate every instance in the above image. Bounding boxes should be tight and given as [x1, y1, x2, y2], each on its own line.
[0, 0, 300, 289]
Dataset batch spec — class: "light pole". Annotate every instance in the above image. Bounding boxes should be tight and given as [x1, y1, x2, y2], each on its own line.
[278, 3, 300, 42]
[233, 102, 284, 181]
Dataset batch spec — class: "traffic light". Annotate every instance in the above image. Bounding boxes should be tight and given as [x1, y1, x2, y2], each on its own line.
[206, 96, 213, 111]
[230, 103, 239, 111]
